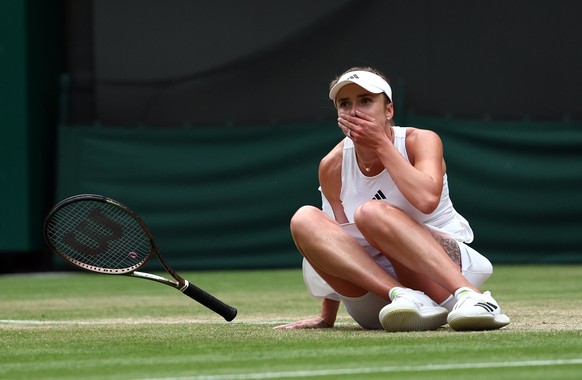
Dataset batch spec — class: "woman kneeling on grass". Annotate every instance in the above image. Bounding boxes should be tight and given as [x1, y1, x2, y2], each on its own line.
[275, 66, 509, 332]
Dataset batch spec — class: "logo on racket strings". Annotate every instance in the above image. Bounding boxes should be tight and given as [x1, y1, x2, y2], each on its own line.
[63, 208, 124, 256]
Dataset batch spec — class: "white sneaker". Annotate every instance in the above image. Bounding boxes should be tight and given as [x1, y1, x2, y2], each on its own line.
[379, 287, 449, 332]
[447, 287, 510, 331]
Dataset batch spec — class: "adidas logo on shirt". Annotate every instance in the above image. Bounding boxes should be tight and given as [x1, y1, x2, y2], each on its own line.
[373, 190, 386, 200]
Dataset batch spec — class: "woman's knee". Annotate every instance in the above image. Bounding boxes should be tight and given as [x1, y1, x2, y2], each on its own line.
[290, 205, 323, 237]
[354, 201, 401, 232]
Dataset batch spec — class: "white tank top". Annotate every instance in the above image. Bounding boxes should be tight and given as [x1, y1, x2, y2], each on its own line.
[321, 126, 474, 243]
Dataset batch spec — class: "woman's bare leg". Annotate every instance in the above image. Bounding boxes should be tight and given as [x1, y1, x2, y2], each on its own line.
[354, 201, 478, 297]
[290, 205, 400, 298]
[289, 205, 452, 331]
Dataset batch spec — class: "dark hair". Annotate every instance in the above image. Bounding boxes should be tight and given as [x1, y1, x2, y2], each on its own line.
[330, 66, 392, 104]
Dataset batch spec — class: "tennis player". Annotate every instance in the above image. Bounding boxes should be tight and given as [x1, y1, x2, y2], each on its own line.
[275, 67, 509, 332]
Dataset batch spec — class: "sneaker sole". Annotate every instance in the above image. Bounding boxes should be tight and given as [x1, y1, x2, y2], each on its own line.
[379, 306, 448, 332]
[447, 313, 510, 331]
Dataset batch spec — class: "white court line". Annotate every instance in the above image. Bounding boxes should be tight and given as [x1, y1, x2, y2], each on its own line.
[0, 319, 291, 326]
[0, 319, 107, 325]
[141, 359, 582, 380]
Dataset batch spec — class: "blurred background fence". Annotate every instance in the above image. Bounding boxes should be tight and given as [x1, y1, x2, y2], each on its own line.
[2, 0, 581, 272]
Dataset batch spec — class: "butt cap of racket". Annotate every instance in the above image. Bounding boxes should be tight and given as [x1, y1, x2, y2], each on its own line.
[182, 281, 237, 322]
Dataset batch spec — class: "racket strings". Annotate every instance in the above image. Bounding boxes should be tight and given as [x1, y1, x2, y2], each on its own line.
[46, 201, 152, 272]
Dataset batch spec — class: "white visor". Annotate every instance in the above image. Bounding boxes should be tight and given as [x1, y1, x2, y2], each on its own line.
[329, 70, 392, 103]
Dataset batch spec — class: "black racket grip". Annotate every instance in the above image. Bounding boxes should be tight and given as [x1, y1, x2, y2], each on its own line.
[181, 281, 237, 322]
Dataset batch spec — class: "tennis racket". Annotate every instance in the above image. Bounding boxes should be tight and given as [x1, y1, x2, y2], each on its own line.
[43, 194, 237, 322]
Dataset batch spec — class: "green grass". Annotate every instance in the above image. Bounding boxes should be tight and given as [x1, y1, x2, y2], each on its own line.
[1, 265, 581, 379]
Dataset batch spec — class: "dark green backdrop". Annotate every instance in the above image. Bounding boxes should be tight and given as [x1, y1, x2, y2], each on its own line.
[53, 117, 582, 270]
[2, 0, 581, 270]
[54, 122, 337, 269]
[0, 0, 59, 254]
[407, 115, 582, 263]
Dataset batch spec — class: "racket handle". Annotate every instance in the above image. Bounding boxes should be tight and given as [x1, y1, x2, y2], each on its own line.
[181, 281, 237, 322]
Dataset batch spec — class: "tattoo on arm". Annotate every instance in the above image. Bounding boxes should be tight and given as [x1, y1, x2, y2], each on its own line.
[431, 232, 462, 267]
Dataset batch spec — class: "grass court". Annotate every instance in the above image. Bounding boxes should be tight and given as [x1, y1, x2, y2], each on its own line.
[1, 265, 581, 379]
